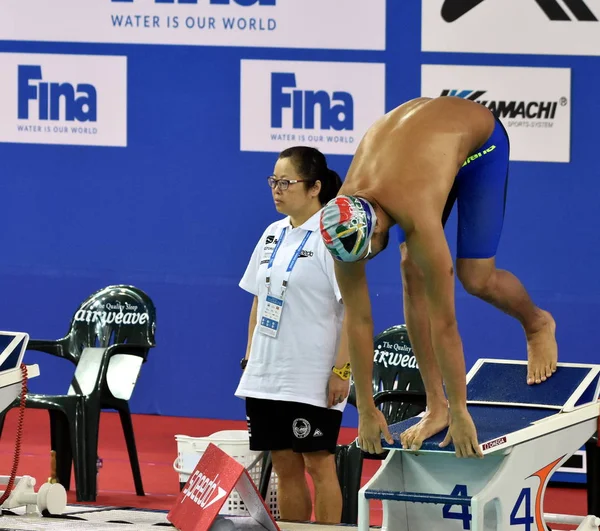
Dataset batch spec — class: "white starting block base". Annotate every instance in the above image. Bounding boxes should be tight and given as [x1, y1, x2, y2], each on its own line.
[0, 475, 67, 515]
[358, 359, 600, 531]
[0, 333, 68, 517]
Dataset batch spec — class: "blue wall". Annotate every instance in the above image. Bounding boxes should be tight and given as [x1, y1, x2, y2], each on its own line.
[0, 1, 598, 429]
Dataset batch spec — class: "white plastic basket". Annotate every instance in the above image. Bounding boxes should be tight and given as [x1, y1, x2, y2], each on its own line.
[173, 430, 279, 518]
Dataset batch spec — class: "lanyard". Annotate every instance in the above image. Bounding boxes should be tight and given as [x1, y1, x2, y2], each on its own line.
[266, 227, 313, 295]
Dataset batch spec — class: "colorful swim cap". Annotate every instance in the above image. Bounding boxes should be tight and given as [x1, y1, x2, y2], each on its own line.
[320, 195, 377, 262]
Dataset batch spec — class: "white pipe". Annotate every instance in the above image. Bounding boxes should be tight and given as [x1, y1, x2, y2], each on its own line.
[544, 513, 585, 525]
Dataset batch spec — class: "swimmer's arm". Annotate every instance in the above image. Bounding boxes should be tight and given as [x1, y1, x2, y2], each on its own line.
[333, 261, 375, 412]
[244, 296, 258, 360]
[405, 223, 467, 410]
[333, 313, 350, 369]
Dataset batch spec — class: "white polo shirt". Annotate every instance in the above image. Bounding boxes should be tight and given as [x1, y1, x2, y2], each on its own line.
[235, 210, 346, 412]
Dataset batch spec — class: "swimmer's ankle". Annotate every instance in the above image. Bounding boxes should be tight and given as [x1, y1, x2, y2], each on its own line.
[426, 398, 449, 415]
[524, 308, 553, 336]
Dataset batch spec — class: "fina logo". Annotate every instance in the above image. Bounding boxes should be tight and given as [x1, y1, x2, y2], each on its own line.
[18, 65, 97, 123]
[111, 0, 275, 4]
[271, 72, 354, 132]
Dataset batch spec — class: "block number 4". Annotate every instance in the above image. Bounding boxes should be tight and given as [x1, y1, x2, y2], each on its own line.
[442, 485, 471, 530]
[510, 487, 534, 530]
[442, 485, 534, 530]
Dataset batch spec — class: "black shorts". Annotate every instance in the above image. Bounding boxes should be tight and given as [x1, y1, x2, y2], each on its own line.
[245, 397, 343, 454]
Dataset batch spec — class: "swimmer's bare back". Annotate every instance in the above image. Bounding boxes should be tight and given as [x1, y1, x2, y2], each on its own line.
[339, 96, 496, 230]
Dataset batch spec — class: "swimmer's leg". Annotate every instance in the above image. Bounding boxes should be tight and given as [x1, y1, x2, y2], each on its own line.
[455, 120, 557, 385]
[456, 258, 557, 385]
[398, 240, 449, 451]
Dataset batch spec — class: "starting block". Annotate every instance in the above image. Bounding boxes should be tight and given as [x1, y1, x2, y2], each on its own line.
[359, 359, 600, 531]
[0, 475, 66, 515]
[0, 331, 67, 516]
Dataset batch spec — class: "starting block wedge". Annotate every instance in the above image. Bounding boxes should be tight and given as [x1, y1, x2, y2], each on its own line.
[168, 443, 280, 531]
[358, 359, 600, 531]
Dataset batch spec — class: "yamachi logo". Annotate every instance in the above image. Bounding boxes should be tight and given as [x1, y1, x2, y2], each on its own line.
[441, 0, 598, 22]
[181, 470, 227, 509]
[441, 89, 568, 128]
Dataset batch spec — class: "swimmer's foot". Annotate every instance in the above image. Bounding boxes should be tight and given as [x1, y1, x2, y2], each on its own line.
[400, 407, 449, 452]
[526, 309, 558, 385]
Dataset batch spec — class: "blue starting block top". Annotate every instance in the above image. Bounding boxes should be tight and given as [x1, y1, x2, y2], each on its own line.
[382, 359, 600, 453]
[0, 332, 28, 373]
[466, 361, 599, 409]
[386, 404, 549, 452]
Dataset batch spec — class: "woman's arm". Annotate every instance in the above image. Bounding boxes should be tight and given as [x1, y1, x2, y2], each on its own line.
[244, 296, 258, 360]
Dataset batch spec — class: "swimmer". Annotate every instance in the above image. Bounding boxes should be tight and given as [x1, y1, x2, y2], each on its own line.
[319, 96, 558, 458]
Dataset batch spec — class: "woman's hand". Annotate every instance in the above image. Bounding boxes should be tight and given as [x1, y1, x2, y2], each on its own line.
[327, 373, 350, 408]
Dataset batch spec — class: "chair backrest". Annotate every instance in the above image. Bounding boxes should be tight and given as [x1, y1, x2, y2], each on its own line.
[65, 285, 156, 401]
[65, 284, 156, 355]
[349, 324, 425, 424]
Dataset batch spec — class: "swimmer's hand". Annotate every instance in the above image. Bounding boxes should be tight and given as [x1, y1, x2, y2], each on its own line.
[358, 407, 394, 454]
[439, 407, 483, 459]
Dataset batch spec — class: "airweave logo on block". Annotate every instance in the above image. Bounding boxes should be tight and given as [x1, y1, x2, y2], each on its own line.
[441, 89, 564, 121]
[0, 53, 127, 147]
[241, 60, 385, 156]
[441, 0, 598, 22]
[422, 64, 571, 163]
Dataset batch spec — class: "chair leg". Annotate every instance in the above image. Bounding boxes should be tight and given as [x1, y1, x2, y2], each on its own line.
[586, 435, 599, 517]
[49, 410, 72, 492]
[80, 404, 101, 503]
[335, 444, 350, 523]
[116, 404, 144, 496]
[58, 400, 92, 503]
[258, 452, 272, 501]
[0, 410, 8, 440]
[342, 441, 364, 525]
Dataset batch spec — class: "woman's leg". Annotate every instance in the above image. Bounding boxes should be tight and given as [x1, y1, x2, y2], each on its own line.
[245, 398, 311, 521]
[303, 450, 342, 524]
[270, 450, 312, 521]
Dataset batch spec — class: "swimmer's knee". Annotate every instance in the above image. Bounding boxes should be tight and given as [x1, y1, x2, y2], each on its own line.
[457, 258, 495, 297]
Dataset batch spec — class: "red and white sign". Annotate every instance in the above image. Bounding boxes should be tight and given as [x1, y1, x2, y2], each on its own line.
[168, 443, 279, 531]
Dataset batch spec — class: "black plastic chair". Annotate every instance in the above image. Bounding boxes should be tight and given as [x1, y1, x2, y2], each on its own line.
[0, 284, 156, 502]
[339, 324, 427, 525]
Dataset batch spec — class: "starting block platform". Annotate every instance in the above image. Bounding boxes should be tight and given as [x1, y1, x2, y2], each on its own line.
[359, 359, 600, 531]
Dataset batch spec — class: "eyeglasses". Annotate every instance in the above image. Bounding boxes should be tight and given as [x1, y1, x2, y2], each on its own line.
[267, 176, 312, 191]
